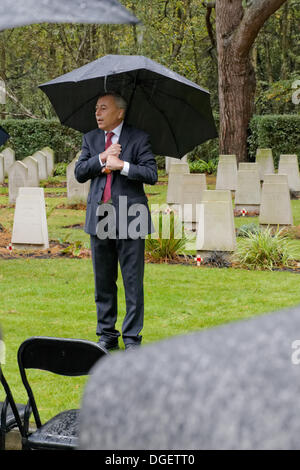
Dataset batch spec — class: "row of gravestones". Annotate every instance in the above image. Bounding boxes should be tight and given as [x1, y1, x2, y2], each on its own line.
[215, 149, 300, 194]
[0, 147, 55, 203]
[9, 151, 86, 251]
[166, 149, 298, 261]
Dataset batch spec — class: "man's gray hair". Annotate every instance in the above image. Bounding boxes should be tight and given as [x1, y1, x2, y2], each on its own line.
[99, 92, 127, 112]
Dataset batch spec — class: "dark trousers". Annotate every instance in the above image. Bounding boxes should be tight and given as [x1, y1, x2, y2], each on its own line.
[90, 234, 145, 346]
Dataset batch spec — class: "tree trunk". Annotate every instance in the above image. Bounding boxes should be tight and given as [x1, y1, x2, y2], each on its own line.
[216, 0, 255, 162]
[215, 0, 288, 162]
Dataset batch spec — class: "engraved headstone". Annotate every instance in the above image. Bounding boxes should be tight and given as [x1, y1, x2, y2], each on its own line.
[259, 174, 293, 227]
[41, 147, 55, 176]
[180, 173, 207, 229]
[278, 154, 300, 193]
[196, 190, 236, 260]
[11, 187, 49, 250]
[32, 151, 48, 180]
[165, 155, 188, 174]
[166, 163, 190, 205]
[22, 156, 39, 187]
[67, 157, 90, 200]
[215, 155, 237, 192]
[8, 161, 28, 204]
[255, 148, 274, 181]
[0, 154, 4, 184]
[1, 147, 15, 176]
[234, 164, 261, 213]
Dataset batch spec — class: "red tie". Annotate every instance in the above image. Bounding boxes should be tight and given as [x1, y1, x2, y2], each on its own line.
[102, 131, 114, 203]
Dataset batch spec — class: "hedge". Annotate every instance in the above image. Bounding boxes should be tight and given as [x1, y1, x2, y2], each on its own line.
[0, 114, 299, 168]
[0, 119, 82, 163]
[248, 114, 300, 168]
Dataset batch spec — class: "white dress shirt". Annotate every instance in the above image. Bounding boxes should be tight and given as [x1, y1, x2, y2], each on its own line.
[99, 121, 130, 176]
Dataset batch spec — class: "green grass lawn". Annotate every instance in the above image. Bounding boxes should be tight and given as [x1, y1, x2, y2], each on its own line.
[1, 171, 300, 423]
[1, 259, 300, 421]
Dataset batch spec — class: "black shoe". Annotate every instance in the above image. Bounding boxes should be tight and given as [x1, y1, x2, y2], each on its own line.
[125, 343, 141, 352]
[98, 339, 119, 351]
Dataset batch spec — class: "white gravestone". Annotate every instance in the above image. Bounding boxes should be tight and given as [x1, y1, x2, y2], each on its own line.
[179, 174, 207, 229]
[196, 190, 236, 260]
[166, 163, 190, 205]
[11, 187, 49, 250]
[8, 161, 28, 204]
[0, 154, 4, 184]
[32, 151, 48, 180]
[22, 156, 40, 187]
[278, 154, 300, 193]
[67, 157, 90, 200]
[1, 147, 15, 176]
[234, 164, 261, 213]
[259, 174, 293, 227]
[255, 148, 274, 181]
[216, 155, 237, 192]
[41, 147, 55, 176]
[165, 155, 188, 174]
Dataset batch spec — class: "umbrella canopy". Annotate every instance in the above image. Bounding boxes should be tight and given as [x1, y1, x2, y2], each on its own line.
[0, 0, 139, 30]
[0, 126, 10, 146]
[39, 55, 217, 158]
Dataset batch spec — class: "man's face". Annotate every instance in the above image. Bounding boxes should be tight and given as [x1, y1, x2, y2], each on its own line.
[95, 95, 124, 131]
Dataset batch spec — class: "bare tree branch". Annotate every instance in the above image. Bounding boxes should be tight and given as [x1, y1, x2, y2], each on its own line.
[235, 0, 288, 57]
[4, 84, 39, 119]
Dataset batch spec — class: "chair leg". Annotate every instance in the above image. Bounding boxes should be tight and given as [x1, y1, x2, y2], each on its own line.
[0, 430, 5, 450]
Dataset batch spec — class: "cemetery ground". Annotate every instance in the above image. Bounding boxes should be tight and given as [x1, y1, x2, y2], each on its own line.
[1, 170, 300, 423]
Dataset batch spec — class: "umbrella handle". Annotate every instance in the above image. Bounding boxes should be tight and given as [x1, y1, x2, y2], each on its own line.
[102, 167, 112, 174]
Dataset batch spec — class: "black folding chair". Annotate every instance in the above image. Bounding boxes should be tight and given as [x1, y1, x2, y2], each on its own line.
[17, 336, 108, 450]
[0, 364, 26, 450]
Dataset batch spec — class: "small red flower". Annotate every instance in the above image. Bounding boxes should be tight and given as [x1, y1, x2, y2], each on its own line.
[241, 208, 248, 217]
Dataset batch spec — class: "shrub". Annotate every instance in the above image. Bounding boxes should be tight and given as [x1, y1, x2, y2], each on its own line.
[233, 227, 296, 270]
[189, 158, 218, 174]
[145, 210, 187, 261]
[236, 223, 262, 238]
[248, 114, 300, 168]
[0, 119, 82, 163]
[53, 162, 68, 176]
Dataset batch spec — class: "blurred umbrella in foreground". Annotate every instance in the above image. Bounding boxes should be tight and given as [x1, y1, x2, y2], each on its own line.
[0, 0, 139, 30]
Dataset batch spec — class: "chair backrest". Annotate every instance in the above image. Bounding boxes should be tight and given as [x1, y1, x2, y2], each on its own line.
[18, 336, 107, 376]
[0, 364, 24, 437]
[17, 336, 108, 428]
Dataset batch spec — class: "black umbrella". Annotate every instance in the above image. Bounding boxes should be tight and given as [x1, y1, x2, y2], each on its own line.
[0, 126, 10, 146]
[0, 0, 139, 30]
[39, 55, 217, 158]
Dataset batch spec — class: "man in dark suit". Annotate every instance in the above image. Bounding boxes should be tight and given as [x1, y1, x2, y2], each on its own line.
[75, 92, 158, 352]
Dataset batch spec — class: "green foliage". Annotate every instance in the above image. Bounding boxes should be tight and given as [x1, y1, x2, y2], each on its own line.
[234, 227, 296, 271]
[255, 75, 300, 114]
[60, 240, 85, 258]
[189, 158, 218, 174]
[145, 210, 187, 261]
[236, 223, 262, 238]
[53, 162, 68, 176]
[0, 119, 82, 162]
[248, 114, 300, 167]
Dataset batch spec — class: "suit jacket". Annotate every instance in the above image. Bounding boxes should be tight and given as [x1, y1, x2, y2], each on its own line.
[75, 123, 158, 238]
